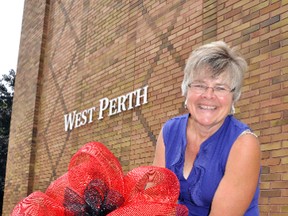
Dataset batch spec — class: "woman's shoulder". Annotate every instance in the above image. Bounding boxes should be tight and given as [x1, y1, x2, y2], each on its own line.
[165, 113, 189, 125]
[228, 115, 250, 131]
[162, 114, 189, 139]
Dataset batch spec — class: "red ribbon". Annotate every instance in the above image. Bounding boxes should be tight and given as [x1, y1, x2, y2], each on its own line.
[12, 142, 188, 216]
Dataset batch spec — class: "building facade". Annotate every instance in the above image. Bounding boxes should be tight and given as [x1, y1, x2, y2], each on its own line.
[3, 0, 288, 215]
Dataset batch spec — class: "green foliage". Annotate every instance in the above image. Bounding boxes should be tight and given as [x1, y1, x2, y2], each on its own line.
[0, 69, 15, 214]
[0, 69, 15, 136]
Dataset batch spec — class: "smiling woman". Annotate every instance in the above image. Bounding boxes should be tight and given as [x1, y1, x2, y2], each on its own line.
[153, 41, 261, 216]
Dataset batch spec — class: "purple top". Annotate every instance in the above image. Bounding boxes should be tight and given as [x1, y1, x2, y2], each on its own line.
[163, 114, 259, 216]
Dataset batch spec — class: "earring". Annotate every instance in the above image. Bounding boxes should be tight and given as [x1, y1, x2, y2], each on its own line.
[184, 99, 187, 109]
[230, 103, 235, 115]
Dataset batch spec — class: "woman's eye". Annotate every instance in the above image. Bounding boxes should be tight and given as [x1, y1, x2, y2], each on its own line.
[214, 86, 227, 91]
[196, 85, 206, 89]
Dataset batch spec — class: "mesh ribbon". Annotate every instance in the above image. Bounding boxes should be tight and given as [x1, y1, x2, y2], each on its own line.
[11, 141, 188, 216]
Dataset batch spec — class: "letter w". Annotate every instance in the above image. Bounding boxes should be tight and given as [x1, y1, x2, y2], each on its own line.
[64, 110, 77, 131]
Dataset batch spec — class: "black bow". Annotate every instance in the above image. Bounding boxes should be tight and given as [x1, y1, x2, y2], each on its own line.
[63, 179, 124, 216]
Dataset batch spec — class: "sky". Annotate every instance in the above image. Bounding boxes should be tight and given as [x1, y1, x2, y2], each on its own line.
[0, 1, 25, 78]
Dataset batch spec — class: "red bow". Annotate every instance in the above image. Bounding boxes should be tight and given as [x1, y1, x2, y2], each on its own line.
[12, 142, 188, 216]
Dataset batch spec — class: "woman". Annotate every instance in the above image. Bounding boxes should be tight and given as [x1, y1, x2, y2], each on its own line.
[153, 41, 261, 216]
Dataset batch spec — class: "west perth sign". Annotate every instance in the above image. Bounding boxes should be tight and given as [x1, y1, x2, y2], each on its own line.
[64, 85, 149, 131]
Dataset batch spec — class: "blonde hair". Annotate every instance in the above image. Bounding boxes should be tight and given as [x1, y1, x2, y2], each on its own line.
[181, 41, 247, 102]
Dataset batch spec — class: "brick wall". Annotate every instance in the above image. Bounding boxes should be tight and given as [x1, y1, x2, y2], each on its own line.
[2, 0, 50, 215]
[3, 0, 288, 215]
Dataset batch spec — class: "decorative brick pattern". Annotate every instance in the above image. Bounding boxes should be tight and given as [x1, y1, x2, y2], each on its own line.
[3, 0, 288, 215]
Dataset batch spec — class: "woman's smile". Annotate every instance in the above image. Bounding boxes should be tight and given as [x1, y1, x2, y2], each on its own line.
[198, 104, 217, 110]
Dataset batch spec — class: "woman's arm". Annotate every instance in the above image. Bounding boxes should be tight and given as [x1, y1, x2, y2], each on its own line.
[144, 128, 166, 189]
[210, 133, 261, 216]
[152, 128, 166, 168]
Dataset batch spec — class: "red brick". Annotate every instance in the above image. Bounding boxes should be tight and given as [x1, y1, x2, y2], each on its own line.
[261, 173, 282, 182]
[260, 2, 281, 15]
[261, 143, 281, 151]
[260, 56, 281, 67]
[260, 98, 282, 108]
[242, 10, 259, 23]
[270, 165, 288, 174]
[261, 112, 282, 121]
[224, 7, 242, 19]
[258, 83, 280, 94]
[261, 189, 281, 197]
[260, 70, 281, 81]
[270, 197, 288, 205]
[261, 158, 281, 166]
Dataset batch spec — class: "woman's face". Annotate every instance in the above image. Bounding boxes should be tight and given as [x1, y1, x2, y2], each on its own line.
[186, 72, 234, 130]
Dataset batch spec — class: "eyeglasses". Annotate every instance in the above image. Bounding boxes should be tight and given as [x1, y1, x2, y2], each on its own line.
[188, 83, 235, 97]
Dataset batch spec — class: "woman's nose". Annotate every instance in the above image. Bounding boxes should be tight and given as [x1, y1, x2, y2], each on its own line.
[201, 87, 215, 98]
